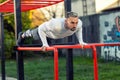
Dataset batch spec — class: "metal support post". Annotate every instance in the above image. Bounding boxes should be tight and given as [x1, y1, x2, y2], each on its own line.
[66, 49, 73, 80]
[91, 46, 98, 80]
[64, 0, 73, 80]
[0, 13, 5, 80]
[14, 0, 24, 80]
[54, 48, 59, 80]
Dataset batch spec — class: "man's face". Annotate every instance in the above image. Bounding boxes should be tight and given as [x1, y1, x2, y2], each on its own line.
[65, 17, 78, 31]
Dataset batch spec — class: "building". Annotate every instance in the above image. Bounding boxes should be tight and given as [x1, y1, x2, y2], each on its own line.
[72, 0, 120, 16]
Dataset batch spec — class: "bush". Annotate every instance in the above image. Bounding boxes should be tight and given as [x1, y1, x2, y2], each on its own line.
[3, 11, 31, 59]
[4, 29, 15, 59]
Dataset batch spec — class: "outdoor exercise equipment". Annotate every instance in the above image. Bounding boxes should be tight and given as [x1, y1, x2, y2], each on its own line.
[0, 13, 5, 80]
[1, 0, 120, 80]
[0, 0, 64, 12]
[0, 0, 64, 80]
[16, 43, 120, 80]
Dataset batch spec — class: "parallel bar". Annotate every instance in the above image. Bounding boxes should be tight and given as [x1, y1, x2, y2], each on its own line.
[54, 48, 59, 80]
[16, 43, 120, 80]
[53, 44, 90, 49]
[88, 43, 120, 47]
[91, 46, 98, 80]
[17, 47, 54, 51]
[17, 47, 58, 80]
[17, 45, 86, 51]
[17, 43, 120, 51]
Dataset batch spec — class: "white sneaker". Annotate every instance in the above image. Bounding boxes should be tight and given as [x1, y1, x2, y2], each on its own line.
[22, 29, 32, 38]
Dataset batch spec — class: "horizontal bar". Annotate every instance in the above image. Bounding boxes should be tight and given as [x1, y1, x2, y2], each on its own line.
[52, 43, 120, 49]
[17, 44, 88, 51]
[88, 43, 120, 47]
[17, 43, 120, 51]
[53, 44, 90, 49]
[17, 47, 54, 51]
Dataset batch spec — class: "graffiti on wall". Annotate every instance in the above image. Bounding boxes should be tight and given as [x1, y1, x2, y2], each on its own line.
[100, 13, 120, 61]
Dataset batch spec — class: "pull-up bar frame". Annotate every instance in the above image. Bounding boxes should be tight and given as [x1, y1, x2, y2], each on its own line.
[16, 43, 120, 80]
[0, 13, 5, 80]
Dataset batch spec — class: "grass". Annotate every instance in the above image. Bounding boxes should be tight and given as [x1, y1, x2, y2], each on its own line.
[1, 56, 120, 80]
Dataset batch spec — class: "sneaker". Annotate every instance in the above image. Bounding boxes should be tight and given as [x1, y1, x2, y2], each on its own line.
[16, 32, 24, 46]
[22, 29, 32, 38]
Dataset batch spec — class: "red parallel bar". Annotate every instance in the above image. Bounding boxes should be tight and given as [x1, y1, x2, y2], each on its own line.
[17, 44, 91, 51]
[17, 43, 120, 80]
[88, 43, 120, 47]
[17, 46, 59, 80]
[53, 44, 91, 49]
[53, 43, 120, 49]
[17, 47, 54, 51]
[17, 43, 120, 51]
[54, 48, 59, 80]
[91, 46, 98, 80]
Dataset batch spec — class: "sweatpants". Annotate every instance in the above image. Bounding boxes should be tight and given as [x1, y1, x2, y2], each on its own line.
[29, 28, 51, 46]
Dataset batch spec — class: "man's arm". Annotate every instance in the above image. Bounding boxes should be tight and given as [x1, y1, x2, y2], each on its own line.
[75, 19, 86, 45]
[37, 27, 49, 47]
[75, 27, 87, 49]
[75, 27, 85, 44]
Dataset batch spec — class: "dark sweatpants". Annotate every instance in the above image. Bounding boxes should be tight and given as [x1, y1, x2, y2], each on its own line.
[30, 28, 52, 46]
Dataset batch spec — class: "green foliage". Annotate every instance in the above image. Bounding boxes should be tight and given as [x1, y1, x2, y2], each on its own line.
[0, 0, 6, 3]
[3, 11, 31, 59]
[21, 11, 31, 30]
[4, 12, 31, 31]
[4, 29, 15, 59]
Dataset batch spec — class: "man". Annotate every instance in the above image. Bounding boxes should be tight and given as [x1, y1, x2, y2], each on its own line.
[17, 12, 87, 51]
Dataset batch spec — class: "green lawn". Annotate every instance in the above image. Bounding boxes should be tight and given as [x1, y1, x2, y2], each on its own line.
[1, 56, 120, 80]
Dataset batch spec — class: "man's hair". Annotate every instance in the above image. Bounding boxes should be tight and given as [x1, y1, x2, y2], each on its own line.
[66, 12, 78, 18]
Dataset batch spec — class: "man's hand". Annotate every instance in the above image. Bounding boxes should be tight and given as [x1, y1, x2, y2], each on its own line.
[41, 46, 47, 52]
[80, 44, 84, 49]
[80, 43, 87, 49]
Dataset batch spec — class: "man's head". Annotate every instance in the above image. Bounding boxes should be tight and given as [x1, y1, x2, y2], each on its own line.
[65, 12, 79, 31]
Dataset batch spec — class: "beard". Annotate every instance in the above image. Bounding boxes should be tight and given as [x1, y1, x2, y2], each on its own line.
[65, 24, 76, 31]
[70, 27, 76, 31]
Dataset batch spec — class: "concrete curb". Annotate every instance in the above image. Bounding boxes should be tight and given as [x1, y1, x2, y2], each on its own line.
[0, 77, 17, 80]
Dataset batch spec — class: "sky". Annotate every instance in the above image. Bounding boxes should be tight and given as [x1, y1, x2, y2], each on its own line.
[95, 0, 118, 12]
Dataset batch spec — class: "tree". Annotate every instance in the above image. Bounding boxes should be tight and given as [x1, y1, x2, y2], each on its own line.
[0, 0, 5, 3]
[29, 2, 65, 27]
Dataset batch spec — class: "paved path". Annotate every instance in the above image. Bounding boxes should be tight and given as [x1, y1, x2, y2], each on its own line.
[0, 77, 17, 80]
